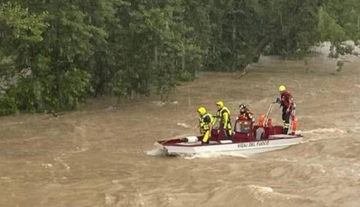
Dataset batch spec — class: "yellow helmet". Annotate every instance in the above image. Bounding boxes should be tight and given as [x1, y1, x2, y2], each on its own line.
[216, 100, 224, 107]
[278, 85, 286, 92]
[197, 106, 206, 115]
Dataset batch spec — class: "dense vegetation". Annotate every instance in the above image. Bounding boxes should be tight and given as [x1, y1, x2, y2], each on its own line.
[0, 0, 359, 115]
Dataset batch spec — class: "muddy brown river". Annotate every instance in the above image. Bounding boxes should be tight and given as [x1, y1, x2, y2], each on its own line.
[1, 51, 360, 207]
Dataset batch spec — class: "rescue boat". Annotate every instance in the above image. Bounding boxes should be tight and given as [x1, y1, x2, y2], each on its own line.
[158, 103, 302, 156]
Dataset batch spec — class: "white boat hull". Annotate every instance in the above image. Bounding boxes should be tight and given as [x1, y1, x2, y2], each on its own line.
[164, 137, 302, 155]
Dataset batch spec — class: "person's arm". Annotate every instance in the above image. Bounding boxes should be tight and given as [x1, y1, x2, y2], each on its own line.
[204, 115, 213, 134]
[285, 93, 294, 112]
[223, 112, 229, 126]
[209, 122, 213, 134]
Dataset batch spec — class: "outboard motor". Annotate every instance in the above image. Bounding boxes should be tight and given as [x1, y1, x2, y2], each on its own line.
[255, 127, 265, 140]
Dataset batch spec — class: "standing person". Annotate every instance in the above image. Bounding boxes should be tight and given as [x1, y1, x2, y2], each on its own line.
[237, 104, 254, 122]
[197, 107, 213, 144]
[215, 100, 232, 139]
[278, 85, 295, 134]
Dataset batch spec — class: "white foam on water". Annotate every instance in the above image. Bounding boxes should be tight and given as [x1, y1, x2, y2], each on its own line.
[346, 126, 360, 133]
[248, 185, 274, 193]
[183, 151, 248, 160]
[1, 177, 11, 183]
[216, 151, 249, 158]
[268, 157, 299, 163]
[104, 194, 116, 206]
[177, 122, 191, 128]
[302, 137, 333, 143]
[300, 127, 348, 143]
[145, 148, 167, 156]
[41, 163, 53, 169]
[182, 152, 222, 160]
[152, 101, 166, 106]
[247, 184, 311, 202]
[247, 184, 275, 203]
[145, 148, 249, 159]
[302, 128, 347, 134]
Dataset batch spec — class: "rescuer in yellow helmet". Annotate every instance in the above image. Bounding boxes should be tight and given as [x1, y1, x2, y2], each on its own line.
[215, 100, 232, 139]
[197, 106, 213, 144]
[278, 85, 286, 93]
[277, 85, 295, 134]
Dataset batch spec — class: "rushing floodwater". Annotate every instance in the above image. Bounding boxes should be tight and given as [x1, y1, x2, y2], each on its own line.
[1, 52, 360, 207]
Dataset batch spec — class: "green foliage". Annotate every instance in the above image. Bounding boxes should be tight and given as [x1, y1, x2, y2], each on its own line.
[0, 93, 17, 116]
[13, 76, 44, 112]
[0, 2, 48, 45]
[1, 1, 95, 113]
[0, 2, 48, 113]
[108, 70, 130, 97]
[265, 0, 323, 58]
[336, 60, 344, 72]
[0, 0, 359, 115]
[13, 68, 91, 113]
[319, 0, 360, 57]
[178, 71, 194, 82]
[58, 69, 91, 110]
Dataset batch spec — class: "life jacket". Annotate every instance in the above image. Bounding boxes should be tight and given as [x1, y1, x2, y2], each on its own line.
[238, 109, 253, 120]
[280, 90, 294, 108]
[216, 106, 231, 128]
[199, 113, 213, 133]
[258, 114, 272, 127]
[216, 106, 230, 120]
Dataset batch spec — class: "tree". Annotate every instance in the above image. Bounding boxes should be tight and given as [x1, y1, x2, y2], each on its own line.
[319, 0, 360, 58]
[0, 2, 48, 114]
[0, 0, 359, 115]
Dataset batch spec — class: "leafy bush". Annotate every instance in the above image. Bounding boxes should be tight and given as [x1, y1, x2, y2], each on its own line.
[0, 93, 17, 116]
[58, 69, 91, 110]
[178, 70, 194, 82]
[13, 69, 91, 113]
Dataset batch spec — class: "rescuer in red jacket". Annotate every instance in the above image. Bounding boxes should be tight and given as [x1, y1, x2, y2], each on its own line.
[278, 85, 295, 134]
[237, 104, 254, 122]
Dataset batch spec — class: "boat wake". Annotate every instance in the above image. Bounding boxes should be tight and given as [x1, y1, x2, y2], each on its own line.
[247, 184, 314, 203]
[301, 127, 349, 143]
[145, 147, 249, 159]
[183, 151, 248, 160]
[302, 128, 347, 134]
[145, 147, 167, 156]
[202, 184, 317, 206]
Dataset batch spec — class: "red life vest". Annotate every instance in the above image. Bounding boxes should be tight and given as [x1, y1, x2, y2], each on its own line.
[238, 110, 253, 120]
[280, 90, 293, 108]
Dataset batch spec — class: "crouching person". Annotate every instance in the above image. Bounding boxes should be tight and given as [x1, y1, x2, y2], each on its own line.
[197, 107, 213, 144]
[238, 104, 255, 122]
